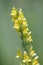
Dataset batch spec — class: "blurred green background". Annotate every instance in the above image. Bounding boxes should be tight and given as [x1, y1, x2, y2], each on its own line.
[0, 0, 43, 65]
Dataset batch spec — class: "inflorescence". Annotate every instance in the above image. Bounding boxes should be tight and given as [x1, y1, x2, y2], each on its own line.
[11, 7, 40, 65]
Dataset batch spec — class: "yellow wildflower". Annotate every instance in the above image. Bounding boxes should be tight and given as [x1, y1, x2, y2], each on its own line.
[23, 28, 29, 35]
[13, 20, 20, 31]
[28, 31, 32, 36]
[11, 7, 40, 65]
[30, 49, 38, 57]
[11, 7, 17, 16]
[36, 63, 40, 65]
[26, 35, 33, 42]
[11, 7, 17, 22]
[18, 8, 24, 18]
[23, 51, 31, 62]
[32, 59, 38, 65]
[16, 50, 22, 58]
[30, 50, 35, 56]
[22, 21, 28, 27]
[11, 7, 33, 43]
[34, 56, 39, 60]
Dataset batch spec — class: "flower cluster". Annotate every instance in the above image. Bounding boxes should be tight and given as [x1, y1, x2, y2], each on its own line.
[11, 7, 40, 65]
[15, 49, 39, 65]
[11, 7, 32, 42]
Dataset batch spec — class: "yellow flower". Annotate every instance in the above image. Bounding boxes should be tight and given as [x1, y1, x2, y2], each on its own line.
[16, 50, 22, 58]
[26, 35, 33, 42]
[11, 7, 17, 16]
[11, 7, 17, 20]
[32, 59, 38, 65]
[13, 25, 19, 31]
[30, 49, 38, 57]
[13, 21, 20, 31]
[36, 63, 40, 65]
[23, 51, 31, 63]
[28, 31, 32, 36]
[18, 8, 24, 18]
[34, 56, 39, 60]
[30, 50, 35, 56]
[14, 20, 18, 23]
[11, 7, 40, 65]
[22, 21, 28, 27]
[23, 28, 29, 35]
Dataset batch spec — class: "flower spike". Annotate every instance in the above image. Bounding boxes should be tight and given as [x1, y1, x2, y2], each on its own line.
[11, 7, 40, 65]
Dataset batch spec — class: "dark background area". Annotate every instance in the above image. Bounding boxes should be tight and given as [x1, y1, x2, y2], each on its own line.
[0, 0, 43, 65]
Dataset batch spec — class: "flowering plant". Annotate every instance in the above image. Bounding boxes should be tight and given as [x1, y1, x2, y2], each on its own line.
[11, 7, 40, 65]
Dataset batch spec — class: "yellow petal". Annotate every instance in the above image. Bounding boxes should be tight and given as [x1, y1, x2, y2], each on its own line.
[36, 63, 40, 65]
[28, 31, 32, 35]
[23, 51, 30, 62]
[29, 39, 33, 42]
[23, 28, 29, 34]
[34, 56, 39, 60]
[11, 7, 17, 16]
[33, 60, 38, 65]
[18, 9, 24, 18]
[30, 50, 35, 56]
[16, 50, 22, 58]
[13, 26, 19, 29]
[16, 55, 19, 58]
[26, 36, 32, 41]
[22, 21, 28, 27]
